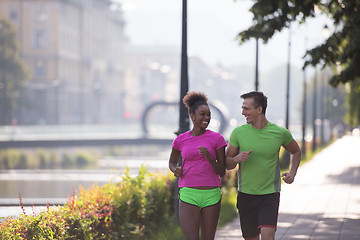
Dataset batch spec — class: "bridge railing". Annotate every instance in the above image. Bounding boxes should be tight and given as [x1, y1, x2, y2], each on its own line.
[0, 100, 230, 148]
[141, 100, 230, 137]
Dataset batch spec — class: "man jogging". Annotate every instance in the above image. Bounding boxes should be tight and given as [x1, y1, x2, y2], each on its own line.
[226, 91, 301, 240]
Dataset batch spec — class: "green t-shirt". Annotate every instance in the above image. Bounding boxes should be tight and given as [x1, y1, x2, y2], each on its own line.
[229, 121, 293, 195]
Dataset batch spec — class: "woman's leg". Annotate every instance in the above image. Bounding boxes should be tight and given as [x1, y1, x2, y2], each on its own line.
[179, 200, 201, 240]
[199, 200, 221, 240]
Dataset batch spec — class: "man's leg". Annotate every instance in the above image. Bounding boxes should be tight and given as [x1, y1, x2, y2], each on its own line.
[244, 234, 259, 240]
[258, 193, 279, 240]
[260, 226, 276, 240]
[237, 192, 261, 239]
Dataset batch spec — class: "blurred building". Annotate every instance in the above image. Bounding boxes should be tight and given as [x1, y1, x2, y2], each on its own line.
[0, 0, 126, 125]
[0, 0, 237, 128]
[123, 45, 180, 122]
[123, 45, 236, 127]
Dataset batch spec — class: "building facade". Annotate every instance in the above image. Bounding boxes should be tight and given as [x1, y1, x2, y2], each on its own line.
[0, 0, 236, 132]
[0, 0, 126, 125]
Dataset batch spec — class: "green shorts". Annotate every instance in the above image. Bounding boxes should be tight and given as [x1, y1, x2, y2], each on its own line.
[179, 187, 222, 208]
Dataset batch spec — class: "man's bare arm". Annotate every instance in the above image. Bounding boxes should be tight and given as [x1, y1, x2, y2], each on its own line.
[281, 139, 301, 184]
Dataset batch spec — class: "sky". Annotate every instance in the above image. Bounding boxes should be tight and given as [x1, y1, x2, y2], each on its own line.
[119, 0, 333, 72]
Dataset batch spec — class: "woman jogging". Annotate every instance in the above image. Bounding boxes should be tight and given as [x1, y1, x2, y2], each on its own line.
[169, 91, 227, 240]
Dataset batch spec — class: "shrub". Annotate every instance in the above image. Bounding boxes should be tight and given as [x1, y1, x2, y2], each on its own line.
[75, 151, 97, 169]
[17, 153, 28, 169]
[219, 169, 238, 227]
[0, 166, 182, 240]
[110, 167, 177, 239]
[0, 165, 239, 239]
[0, 149, 20, 169]
[0, 149, 96, 170]
[0, 203, 67, 239]
[61, 152, 74, 169]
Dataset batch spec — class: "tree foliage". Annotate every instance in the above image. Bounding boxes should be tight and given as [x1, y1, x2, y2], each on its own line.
[237, 0, 360, 87]
[237, 0, 360, 126]
[345, 80, 360, 126]
[0, 18, 28, 125]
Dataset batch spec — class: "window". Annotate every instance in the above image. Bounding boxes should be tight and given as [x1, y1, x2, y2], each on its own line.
[34, 60, 46, 77]
[8, 4, 19, 29]
[33, 8, 48, 22]
[32, 29, 49, 49]
[9, 10, 17, 21]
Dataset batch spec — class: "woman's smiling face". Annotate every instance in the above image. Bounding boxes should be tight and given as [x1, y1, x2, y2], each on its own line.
[191, 104, 211, 129]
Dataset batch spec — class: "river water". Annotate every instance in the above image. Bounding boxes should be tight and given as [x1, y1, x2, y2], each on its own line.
[0, 151, 171, 202]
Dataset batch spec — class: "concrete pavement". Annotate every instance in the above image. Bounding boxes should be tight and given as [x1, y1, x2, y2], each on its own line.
[215, 135, 360, 240]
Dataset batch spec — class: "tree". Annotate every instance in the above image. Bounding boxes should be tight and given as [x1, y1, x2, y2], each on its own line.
[236, 0, 360, 126]
[0, 18, 28, 125]
[345, 80, 360, 126]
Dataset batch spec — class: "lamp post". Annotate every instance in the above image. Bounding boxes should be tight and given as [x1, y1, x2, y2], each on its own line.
[319, 25, 330, 146]
[282, 27, 291, 168]
[174, 0, 189, 220]
[312, 69, 318, 152]
[319, 71, 325, 146]
[301, 37, 308, 157]
[178, 0, 189, 136]
[255, 38, 259, 91]
[285, 27, 291, 130]
[302, 65, 307, 157]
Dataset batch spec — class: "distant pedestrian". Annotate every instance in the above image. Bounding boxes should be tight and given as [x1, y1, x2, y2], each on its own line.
[169, 91, 227, 240]
[226, 91, 301, 240]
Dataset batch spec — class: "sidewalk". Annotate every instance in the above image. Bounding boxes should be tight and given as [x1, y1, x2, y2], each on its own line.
[215, 135, 360, 240]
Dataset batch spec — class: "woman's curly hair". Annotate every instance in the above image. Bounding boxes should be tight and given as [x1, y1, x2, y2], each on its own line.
[182, 91, 208, 114]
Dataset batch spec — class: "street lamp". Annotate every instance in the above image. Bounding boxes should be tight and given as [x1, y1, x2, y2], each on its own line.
[301, 40, 307, 157]
[285, 27, 291, 130]
[255, 38, 259, 91]
[319, 71, 325, 146]
[312, 69, 318, 152]
[319, 25, 330, 146]
[177, 0, 189, 136]
[174, 0, 189, 220]
[282, 26, 291, 168]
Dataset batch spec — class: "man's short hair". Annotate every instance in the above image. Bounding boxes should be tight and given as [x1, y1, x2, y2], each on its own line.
[240, 91, 268, 114]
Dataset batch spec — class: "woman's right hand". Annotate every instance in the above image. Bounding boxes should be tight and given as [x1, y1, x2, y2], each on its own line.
[174, 166, 183, 177]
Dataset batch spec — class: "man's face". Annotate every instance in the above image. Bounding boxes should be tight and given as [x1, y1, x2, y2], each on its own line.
[241, 98, 261, 124]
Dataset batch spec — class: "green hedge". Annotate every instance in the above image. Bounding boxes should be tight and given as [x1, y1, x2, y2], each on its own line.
[0, 149, 97, 169]
[0, 166, 239, 239]
[0, 166, 184, 240]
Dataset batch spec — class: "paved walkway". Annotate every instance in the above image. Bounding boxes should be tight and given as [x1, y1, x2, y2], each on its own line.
[215, 135, 360, 240]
